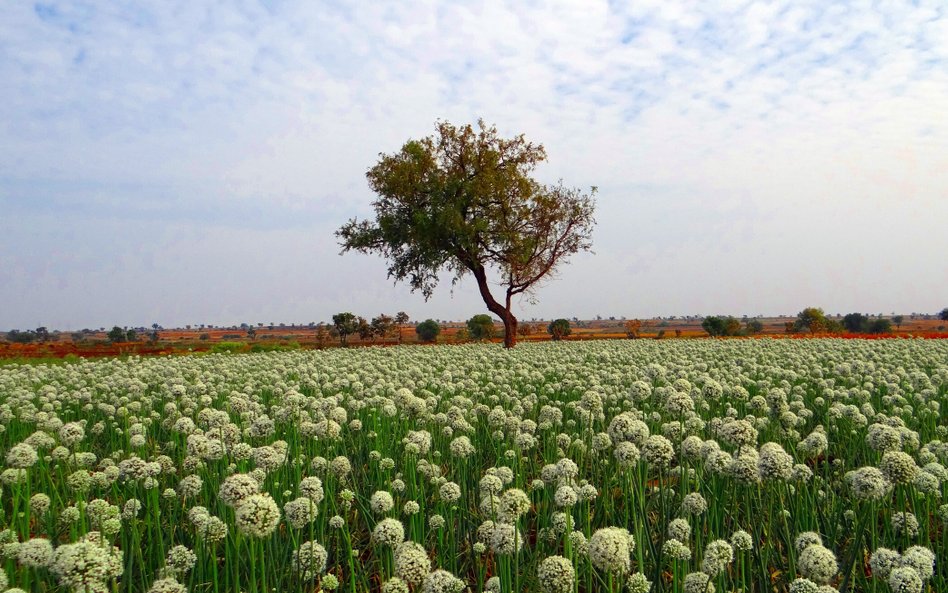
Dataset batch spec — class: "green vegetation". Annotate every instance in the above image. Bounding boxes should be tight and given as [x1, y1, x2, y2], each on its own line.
[466, 314, 495, 341]
[415, 319, 441, 343]
[547, 318, 572, 341]
[337, 120, 596, 348]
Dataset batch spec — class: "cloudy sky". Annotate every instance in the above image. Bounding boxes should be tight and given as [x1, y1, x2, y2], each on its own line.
[2, 1, 946, 330]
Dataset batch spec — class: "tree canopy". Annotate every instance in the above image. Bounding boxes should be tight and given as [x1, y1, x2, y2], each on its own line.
[547, 318, 572, 341]
[336, 119, 596, 348]
[415, 319, 441, 343]
[467, 314, 496, 341]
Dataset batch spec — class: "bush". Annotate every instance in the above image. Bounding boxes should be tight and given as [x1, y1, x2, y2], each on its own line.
[842, 313, 869, 333]
[415, 319, 441, 343]
[702, 316, 742, 337]
[547, 319, 572, 341]
[867, 318, 892, 334]
[466, 314, 495, 341]
[5, 330, 36, 344]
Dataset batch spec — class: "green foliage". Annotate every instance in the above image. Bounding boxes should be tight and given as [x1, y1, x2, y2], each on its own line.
[843, 313, 870, 333]
[415, 319, 441, 343]
[547, 318, 572, 340]
[370, 314, 396, 339]
[868, 318, 892, 334]
[794, 307, 829, 333]
[702, 316, 742, 337]
[125, 329, 138, 342]
[337, 119, 596, 348]
[466, 314, 495, 341]
[939, 308, 948, 321]
[331, 312, 359, 345]
[892, 315, 904, 329]
[356, 317, 373, 341]
[5, 329, 37, 344]
[107, 326, 126, 343]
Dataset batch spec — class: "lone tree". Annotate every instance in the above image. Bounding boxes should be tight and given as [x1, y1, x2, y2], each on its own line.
[336, 120, 596, 348]
[415, 319, 441, 343]
[467, 314, 496, 341]
[331, 312, 359, 346]
[547, 318, 572, 341]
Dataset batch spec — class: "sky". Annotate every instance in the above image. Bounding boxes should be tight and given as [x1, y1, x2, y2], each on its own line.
[2, 1, 947, 330]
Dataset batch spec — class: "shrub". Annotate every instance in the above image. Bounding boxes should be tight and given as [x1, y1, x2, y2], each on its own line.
[466, 314, 495, 341]
[415, 319, 441, 343]
[547, 319, 572, 341]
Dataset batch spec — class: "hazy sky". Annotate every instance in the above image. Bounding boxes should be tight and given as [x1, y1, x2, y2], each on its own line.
[2, 1, 947, 330]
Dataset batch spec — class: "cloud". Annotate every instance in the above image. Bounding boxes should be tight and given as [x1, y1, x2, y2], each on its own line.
[1, 0, 947, 328]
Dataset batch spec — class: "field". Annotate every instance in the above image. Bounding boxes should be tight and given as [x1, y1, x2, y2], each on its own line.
[1, 339, 946, 593]
[3, 316, 947, 362]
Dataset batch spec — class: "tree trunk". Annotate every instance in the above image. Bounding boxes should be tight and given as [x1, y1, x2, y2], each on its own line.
[471, 265, 518, 349]
[501, 314, 518, 349]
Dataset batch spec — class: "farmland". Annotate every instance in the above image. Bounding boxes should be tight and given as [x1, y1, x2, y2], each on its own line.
[1, 338, 946, 592]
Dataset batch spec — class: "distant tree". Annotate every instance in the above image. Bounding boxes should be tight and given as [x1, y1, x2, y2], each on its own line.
[394, 311, 410, 343]
[336, 120, 596, 348]
[371, 314, 396, 340]
[939, 308, 948, 321]
[723, 317, 742, 336]
[199, 333, 210, 341]
[745, 319, 764, 335]
[125, 329, 137, 342]
[415, 319, 441, 343]
[149, 323, 161, 343]
[703, 316, 742, 337]
[624, 319, 643, 339]
[314, 324, 330, 348]
[702, 316, 726, 337]
[547, 318, 572, 341]
[467, 314, 496, 341]
[842, 313, 869, 333]
[332, 312, 359, 345]
[868, 318, 892, 334]
[794, 307, 828, 333]
[107, 326, 126, 343]
[6, 329, 36, 344]
[247, 327, 257, 340]
[357, 317, 373, 341]
[70, 331, 85, 343]
[518, 323, 537, 337]
[892, 315, 904, 330]
[34, 326, 51, 343]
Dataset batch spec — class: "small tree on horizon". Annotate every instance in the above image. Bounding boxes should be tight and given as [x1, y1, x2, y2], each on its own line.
[415, 319, 441, 343]
[547, 318, 572, 341]
[939, 308, 948, 321]
[624, 319, 643, 339]
[331, 312, 359, 346]
[107, 326, 126, 343]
